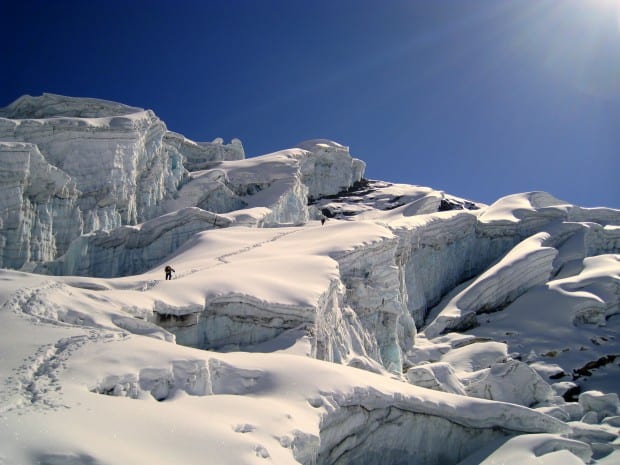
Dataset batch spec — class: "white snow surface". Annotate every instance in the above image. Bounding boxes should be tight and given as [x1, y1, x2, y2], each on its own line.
[1, 95, 619, 465]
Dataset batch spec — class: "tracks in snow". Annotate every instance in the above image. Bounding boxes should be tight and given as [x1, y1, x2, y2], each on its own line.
[0, 283, 128, 414]
[1, 227, 309, 412]
[0, 331, 127, 414]
[140, 227, 307, 287]
[133, 229, 301, 292]
[215, 228, 302, 265]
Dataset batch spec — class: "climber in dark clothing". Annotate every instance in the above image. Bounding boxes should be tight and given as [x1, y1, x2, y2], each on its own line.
[165, 265, 175, 280]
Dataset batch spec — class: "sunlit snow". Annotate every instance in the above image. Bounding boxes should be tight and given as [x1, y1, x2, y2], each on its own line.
[0, 94, 618, 465]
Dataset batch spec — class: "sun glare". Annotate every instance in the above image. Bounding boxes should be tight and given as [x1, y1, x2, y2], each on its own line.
[588, 0, 620, 7]
[544, 0, 620, 98]
[588, 0, 620, 28]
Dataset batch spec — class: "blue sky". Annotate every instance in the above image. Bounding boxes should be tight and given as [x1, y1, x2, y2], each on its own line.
[1, 0, 618, 208]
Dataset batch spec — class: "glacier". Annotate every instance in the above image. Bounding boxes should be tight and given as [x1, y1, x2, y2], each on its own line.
[0, 94, 619, 465]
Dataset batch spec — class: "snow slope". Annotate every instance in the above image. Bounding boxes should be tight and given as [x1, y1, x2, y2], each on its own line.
[0, 95, 619, 465]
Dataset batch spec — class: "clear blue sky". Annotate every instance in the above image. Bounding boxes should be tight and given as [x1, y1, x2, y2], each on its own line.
[2, 0, 618, 208]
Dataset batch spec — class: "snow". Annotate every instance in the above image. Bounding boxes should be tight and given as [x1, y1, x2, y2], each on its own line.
[1, 94, 619, 465]
[478, 191, 572, 224]
[456, 434, 593, 465]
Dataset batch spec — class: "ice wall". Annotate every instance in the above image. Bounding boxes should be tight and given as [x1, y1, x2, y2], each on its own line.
[0, 95, 245, 271]
[164, 132, 244, 171]
[0, 103, 190, 269]
[220, 151, 314, 226]
[0, 109, 187, 229]
[314, 384, 568, 465]
[297, 140, 366, 200]
[0, 142, 80, 268]
[36, 208, 233, 277]
[423, 232, 559, 338]
[160, 293, 319, 351]
[333, 233, 414, 373]
[154, 275, 385, 373]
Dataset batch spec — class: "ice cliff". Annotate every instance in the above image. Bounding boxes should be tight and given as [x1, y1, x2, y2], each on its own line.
[1, 94, 619, 465]
[0, 95, 367, 273]
[0, 94, 246, 268]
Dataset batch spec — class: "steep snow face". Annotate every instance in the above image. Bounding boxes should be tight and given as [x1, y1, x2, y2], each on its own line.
[423, 232, 559, 338]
